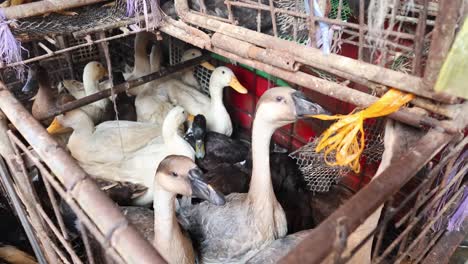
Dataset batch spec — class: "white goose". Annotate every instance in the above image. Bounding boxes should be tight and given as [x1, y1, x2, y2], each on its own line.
[178, 87, 329, 263]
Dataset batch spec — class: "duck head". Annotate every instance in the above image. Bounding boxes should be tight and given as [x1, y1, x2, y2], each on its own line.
[256, 87, 329, 128]
[162, 106, 188, 137]
[181, 48, 216, 71]
[83, 61, 108, 82]
[46, 109, 86, 135]
[191, 114, 207, 159]
[21, 64, 40, 95]
[156, 155, 225, 205]
[210, 66, 248, 94]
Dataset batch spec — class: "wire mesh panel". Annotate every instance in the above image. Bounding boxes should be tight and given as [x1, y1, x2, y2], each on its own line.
[290, 118, 384, 192]
[11, 0, 138, 38]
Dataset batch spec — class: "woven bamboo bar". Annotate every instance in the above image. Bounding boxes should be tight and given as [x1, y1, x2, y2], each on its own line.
[280, 129, 458, 263]
[173, 0, 458, 104]
[205, 33, 459, 133]
[2, 0, 107, 19]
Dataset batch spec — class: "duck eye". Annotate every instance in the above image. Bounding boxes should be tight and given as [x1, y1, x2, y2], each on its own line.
[171, 172, 178, 177]
[192, 53, 195, 56]
[276, 96, 284, 102]
[222, 70, 225, 74]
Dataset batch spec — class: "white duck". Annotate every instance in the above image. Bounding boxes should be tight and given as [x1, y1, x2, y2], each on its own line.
[59, 61, 110, 124]
[158, 66, 247, 136]
[178, 87, 329, 263]
[47, 106, 194, 205]
[123, 155, 225, 264]
[134, 43, 176, 127]
[133, 48, 213, 130]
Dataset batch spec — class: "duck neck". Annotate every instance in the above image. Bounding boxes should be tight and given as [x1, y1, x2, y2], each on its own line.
[153, 184, 181, 240]
[35, 84, 54, 109]
[67, 113, 95, 152]
[209, 80, 225, 104]
[153, 183, 193, 263]
[162, 120, 185, 148]
[208, 82, 228, 118]
[134, 35, 150, 75]
[248, 117, 275, 201]
[83, 74, 100, 95]
[83, 74, 108, 109]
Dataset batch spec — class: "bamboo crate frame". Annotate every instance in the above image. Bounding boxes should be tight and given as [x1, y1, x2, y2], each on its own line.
[0, 0, 465, 263]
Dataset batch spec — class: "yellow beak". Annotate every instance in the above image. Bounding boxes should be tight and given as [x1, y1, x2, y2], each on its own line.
[229, 77, 248, 94]
[187, 114, 195, 122]
[102, 68, 109, 78]
[47, 117, 70, 135]
[200, 62, 216, 71]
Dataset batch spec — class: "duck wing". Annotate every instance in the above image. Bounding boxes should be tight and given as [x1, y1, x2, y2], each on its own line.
[245, 230, 310, 264]
[161, 80, 210, 115]
[59, 80, 112, 99]
[96, 179, 148, 205]
[204, 163, 250, 195]
[59, 80, 84, 98]
[135, 89, 176, 126]
[195, 133, 249, 171]
[122, 207, 155, 241]
[93, 121, 163, 154]
[178, 193, 267, 263]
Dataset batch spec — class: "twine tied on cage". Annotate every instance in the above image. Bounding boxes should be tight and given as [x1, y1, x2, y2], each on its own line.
[0, 9, 25, 79]
[304, 0, 331, 54]
[448, 186, 468, 232]
[310, 89, 414, 173]
[126, 0, 162, 29]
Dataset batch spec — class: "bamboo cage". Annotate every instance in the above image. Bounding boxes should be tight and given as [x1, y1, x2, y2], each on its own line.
[0, 0, 466, 263]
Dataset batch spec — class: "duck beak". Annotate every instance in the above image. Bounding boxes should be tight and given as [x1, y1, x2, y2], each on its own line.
[195, 139, 205, 159]
[187, 114, 195, 122]
[292, 91, 330, 118]
[200, 62, 216, 71]
[188, 168, 225, 206]
[229, 76, 248, 94]
[102, 68, 109, 78]
[46, 118, 70, 135]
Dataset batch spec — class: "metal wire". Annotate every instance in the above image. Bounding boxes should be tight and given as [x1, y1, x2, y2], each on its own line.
[11, 0, 129, 37]
[169, 36, 212, 95]
[290, 119, 384, 192]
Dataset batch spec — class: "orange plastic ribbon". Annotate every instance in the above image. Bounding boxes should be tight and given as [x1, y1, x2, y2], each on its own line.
[311, 89, 415, 173]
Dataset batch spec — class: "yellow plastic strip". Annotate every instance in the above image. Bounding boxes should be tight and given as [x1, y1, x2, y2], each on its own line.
[311, 89, 415, 173]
